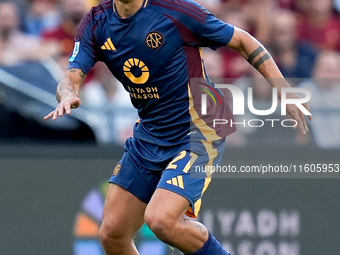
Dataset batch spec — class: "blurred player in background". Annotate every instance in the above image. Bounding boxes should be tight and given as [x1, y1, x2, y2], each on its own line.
[45, 0, 311, 254]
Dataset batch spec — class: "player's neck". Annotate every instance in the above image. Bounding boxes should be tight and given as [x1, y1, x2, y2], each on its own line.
[114, 0, 144, 19]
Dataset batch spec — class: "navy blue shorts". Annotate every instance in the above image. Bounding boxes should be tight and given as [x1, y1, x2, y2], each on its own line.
[110, 137, 225, 217]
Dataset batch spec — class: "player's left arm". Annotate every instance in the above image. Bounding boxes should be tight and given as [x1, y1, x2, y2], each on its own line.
[227, 27, 312, 134]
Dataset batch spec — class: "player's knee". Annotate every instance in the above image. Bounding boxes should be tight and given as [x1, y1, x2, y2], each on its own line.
[144, 211, 176, 243]
[99, 220, 129, 248]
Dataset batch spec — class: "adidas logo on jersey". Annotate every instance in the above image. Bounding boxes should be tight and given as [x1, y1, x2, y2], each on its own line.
[101, 38, 116, 51]
[166, 176, 184, 189]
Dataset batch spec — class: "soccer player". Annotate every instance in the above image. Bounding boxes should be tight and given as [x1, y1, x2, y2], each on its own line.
[44, 0, 311, 254]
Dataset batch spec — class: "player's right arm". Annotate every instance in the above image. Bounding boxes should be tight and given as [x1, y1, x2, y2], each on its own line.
[44, 7, 99, 121]
[44, 68, 87, 121]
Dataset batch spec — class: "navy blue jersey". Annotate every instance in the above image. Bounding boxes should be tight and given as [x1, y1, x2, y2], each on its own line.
[68, 0, 236, 146]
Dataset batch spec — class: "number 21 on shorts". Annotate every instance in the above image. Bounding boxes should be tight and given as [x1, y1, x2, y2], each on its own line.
[166, 151, 198, 173]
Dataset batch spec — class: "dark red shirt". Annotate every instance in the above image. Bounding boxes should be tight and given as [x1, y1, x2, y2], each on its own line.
[297, 15, 340, 51]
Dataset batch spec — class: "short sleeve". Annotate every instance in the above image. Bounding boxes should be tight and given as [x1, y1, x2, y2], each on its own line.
[195, 13, 235, 50]
[68, 12, 98, 74]
[163, 0, 235, 50]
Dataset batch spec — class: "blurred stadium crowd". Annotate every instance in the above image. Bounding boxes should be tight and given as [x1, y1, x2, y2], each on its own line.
[0, 0, 339, 148]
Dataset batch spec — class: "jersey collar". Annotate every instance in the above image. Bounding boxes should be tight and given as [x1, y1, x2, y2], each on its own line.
[113, 0, 149, 23]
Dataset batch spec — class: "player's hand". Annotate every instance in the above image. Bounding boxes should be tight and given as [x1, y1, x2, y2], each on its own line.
[284, 93, 312, 134]
[44, 94, 81, 121]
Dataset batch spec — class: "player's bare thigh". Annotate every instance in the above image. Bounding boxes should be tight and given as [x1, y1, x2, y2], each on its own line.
[99, 184, 146, 247]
